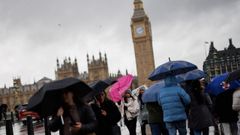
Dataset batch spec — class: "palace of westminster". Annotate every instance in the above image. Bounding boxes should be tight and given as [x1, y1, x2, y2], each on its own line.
[1, 0, 240, 111]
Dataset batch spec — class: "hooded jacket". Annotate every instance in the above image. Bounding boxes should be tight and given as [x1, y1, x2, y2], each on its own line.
[157, 76, 191, 122]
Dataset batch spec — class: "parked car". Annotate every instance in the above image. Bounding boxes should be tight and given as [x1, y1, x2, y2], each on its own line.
[16, 104, 41, 125]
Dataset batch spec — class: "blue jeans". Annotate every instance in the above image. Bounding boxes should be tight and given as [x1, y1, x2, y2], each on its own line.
[193, 131, 201, 135]
[193, 127, 209, 135]
[165, 120, 187, 135]
[150, 124, 160, 135]
[150, 123, 169, 135]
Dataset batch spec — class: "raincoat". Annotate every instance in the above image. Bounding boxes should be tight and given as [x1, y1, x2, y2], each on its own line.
[157, 76, 191, 122]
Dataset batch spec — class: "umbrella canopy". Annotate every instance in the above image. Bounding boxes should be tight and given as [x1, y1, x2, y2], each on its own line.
[148, 60, 197, 81]
[103, 78, 117, 85]
[142, 81, 165, 103]
[108, 74, 134, 102]
[225, 69, 240, 83]
[206, 73, 240, 96]
[84, 80, 110, 102]
[27, 77, 93, 117]
[176, 69, 206, 82]
[89, 80, 109, 92]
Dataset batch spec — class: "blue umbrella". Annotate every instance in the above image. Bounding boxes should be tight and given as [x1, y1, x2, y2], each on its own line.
[206, 73, 240, 96]
[148, 60, 197, 81]
[142, 81, 165, 103]
[225, 69, 240, 83]
[176, 69, 206, 82]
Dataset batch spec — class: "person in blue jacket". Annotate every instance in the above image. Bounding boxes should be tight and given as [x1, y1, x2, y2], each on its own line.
[157, 76, 191, 135]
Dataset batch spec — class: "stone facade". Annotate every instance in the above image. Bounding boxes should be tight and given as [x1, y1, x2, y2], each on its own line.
[0, 77, 52, 111]
[55, 53, 109, 83]
[203, 38, 240, 80]
[55, 53, 129, 84]
[55, 57, 79, 80]
[87, 53, 109, 82]
[131, 0, 155, 86]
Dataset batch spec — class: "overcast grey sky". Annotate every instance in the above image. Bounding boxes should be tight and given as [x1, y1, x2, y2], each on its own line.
[0, 0, 239, 86]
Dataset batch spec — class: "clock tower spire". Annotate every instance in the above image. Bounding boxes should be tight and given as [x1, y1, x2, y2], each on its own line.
[131, 0, 155, 86]
[134, 0, 144, 10]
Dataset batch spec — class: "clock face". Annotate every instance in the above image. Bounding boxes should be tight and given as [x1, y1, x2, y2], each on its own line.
[135, 26, 144, 36]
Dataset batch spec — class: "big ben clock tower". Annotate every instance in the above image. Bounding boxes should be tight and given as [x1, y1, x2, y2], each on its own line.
[131, 0, 155, 86]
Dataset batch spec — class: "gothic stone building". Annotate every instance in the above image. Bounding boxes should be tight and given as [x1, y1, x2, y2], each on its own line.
[0, 77, 52, 111]
[55, 57, 79, 80]
[55, 52, 139, 88]
[203, 38, 240, 80]
[55, 53, 125, 84]
[87, 53, 109, 82]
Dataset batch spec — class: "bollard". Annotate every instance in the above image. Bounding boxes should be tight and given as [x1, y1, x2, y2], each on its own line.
[5, 119, 13, 135]
[26, 116, 34, 135]
[10, 112, 14, 123]
[44, 117, 51, 135]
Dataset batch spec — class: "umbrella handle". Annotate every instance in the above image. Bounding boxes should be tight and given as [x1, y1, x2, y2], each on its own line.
[60, 115, 64, 125]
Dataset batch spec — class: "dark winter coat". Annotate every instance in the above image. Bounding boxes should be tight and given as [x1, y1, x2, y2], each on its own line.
[146, 102, 169, 135]
[146, 102, 164, 124]
[138, 94, 148, 123]
[49, 104, 97, 135]
[215, 90, 238, 123]
[91, 99, 121, 135]
[188, 93, 214, 130]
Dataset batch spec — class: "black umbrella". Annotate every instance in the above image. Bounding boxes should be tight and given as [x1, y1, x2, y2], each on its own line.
[27, 77, 93, 117]
[84, 80, 110, 102]
[90, 80, 110, 92]
[225, 69, 240, 83]
[103, 78, 117, 85]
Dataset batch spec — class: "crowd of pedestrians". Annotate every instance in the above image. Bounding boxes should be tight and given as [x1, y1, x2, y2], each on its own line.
[25, 61, 240, 135]
[45, 75, 240, 135]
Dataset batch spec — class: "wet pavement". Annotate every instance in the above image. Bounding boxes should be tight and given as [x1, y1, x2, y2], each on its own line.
[0, 121, 141, 135]
[0, 121, 58, 135]
[0, 121, 214, 135]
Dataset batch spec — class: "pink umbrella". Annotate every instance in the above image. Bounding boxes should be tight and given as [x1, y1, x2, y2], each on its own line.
[109, 74, 134, 102]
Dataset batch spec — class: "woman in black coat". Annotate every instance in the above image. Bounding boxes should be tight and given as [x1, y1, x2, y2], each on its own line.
[187, 80, 214, 135]
[215, 89, 238, 135]
[49, 90, 97, 135]
[91, 92, 121, 135]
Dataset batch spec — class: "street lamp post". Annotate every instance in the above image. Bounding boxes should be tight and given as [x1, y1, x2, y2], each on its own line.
[204, 41, 209, 58]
